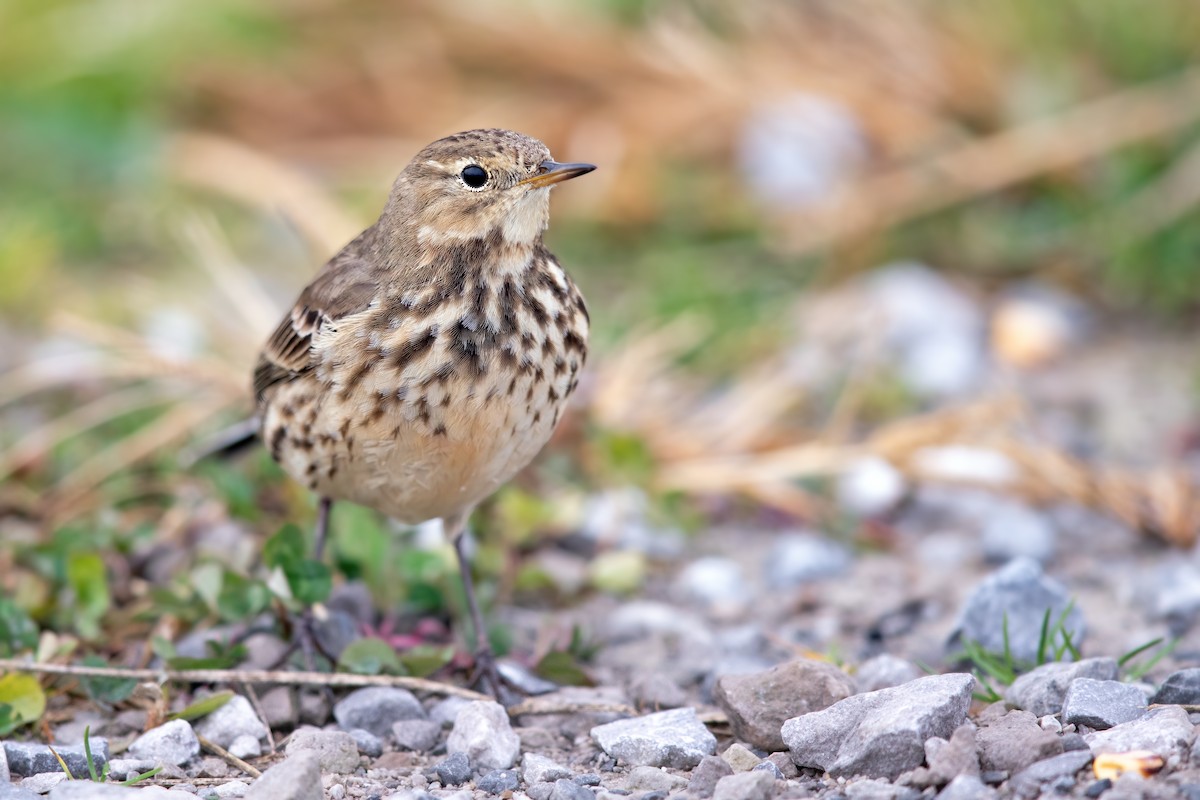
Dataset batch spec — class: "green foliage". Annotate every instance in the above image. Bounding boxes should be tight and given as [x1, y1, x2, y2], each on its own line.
[398, 645, 455, 679]
[959, 607, 1082, 702]
[78, 655, 137, 705]
[535, 627, 598, 686]
[265, 524, 332, 607]
[1119, 637, 1179, 682]
[165, 640, 248, 671]
[169, 691, 234, 722]
[338, 637, 401, 676]
[64, 553, 110, 640]
[0, 599, 39, 657]
[0, 673, 47, 735]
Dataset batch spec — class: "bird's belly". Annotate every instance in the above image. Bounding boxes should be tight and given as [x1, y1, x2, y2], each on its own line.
[264, 377, 564, 524]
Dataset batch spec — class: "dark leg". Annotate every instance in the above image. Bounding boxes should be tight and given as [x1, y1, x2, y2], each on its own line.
[446, 512, 501, 697]
[313, 496, 332, 560]
[272, 496, 337, 670]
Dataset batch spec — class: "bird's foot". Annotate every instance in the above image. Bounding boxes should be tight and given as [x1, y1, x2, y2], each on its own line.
[470, 648, 523, 706]
[270, 606, 337, 673]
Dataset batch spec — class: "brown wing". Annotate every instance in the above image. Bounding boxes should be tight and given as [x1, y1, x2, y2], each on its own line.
[253, 238, 384, 405]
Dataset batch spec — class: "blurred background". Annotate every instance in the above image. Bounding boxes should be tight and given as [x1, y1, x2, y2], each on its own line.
[3, 0, 1200, 680]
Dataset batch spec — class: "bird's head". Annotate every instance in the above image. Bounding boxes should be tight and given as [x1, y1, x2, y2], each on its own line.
[386, 129, 594, 248]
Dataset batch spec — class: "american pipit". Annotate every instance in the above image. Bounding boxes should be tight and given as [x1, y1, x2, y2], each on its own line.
[254, 129, 594, 690]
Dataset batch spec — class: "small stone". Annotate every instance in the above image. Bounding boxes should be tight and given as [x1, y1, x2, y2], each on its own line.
[105, 758, 156, 779]
[622, 765, 686, 792]
[522, 753, 571, 784]
[333, 687, 425, 739]
[0, 784, 39, 800]
[496, 661, 559, 696]
[127, 719, 200, 766]
[837, 457, 906, 518]
[720, 743, 761, 772]
[714, 658, 856, 751]
[855, 655, 923, 693]
[195, 695, 268, 750]
[445, 701, 520, 771]
[712, 770, 775, 800]
[752, 759, 784, 780]
[257, 687, 298, 729]
[974, 710, 1062, 774]
[1061, 678, 1147, 730]
[1007, 750, 1094, 797]
[904, 724, 979, 788]
[950, 558, 1085, 664]
[43, 783, 194, 799]
[1005, 658, 1118, 717]
[228, 734, 262, 760]
[4, 740, 110, 778]
[686, 755, 735, 798]
[935, 774, 995, 800]
[477, 769, 520, 795]
[1085, 705, 1195, 762]
[574, 773, 601, 786]
[392, 719, 442, 752]
[211, 781, 251, 798]
[845, 778, 903, 800]
[284, 728, 360, 773]
[347, 728, 382, 758]
[297, 688, 330, 726]
[590, 707, 716, 769]
[628, 674, 687, 711]
[765, 752, 798, 779]
[1083, 779, 1112, 798]
[244, 751, 322, 800]
[0, 740, 8, 783]
[763, 533, 851, 589]
[783, 673, 975, 780]
[980, 504, 1055, 565]
[1151, 668, 1200, 705]
[434, 752, 473, 786]
[549, 778, 594, 800]
[428, 696, 472, 728]
[20, 773, 69, 793]
[673, 557, 751, 615]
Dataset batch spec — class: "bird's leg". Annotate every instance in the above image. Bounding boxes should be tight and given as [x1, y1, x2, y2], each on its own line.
[446, 512, 502, 697]
[272, 497, 337, 671]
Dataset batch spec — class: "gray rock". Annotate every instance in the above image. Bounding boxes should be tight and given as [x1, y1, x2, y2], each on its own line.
[975, 710, 1062, 774]
[765, 752, 798, 779]
[1005, 658, 1118, 717]
[347, 728, 382, 758]
[0, 741, 8, 783]
[257, 686, 298, 729]
[628, 673, 687, 711]
[392, 719, 442, 752]
[752, 759, 784, 780]
[20, 774, 70, 794]
[720, 742, 761, 772]
[4, 739, 109, 778]
[714, 658, 856, 751]
[104, 758, 156, 781]
[904, 724, 979, 788]
[980, 504, 1055, 565]
[673, 557, 751, 613]
[1062, 678, 1147, 730]
[445, 701, 520, 771]
[48, 782, 198, 798]
[477, 769, 520, 795]
[427, 696, 472, 728]
[434, 752, 473, 786]
[0, 785, 40, 800]
[935, 775, 995, 800]
[549, 779, 594, 800]
[712, 770, 775, 800]
[227, 734, 262, 760]
[837, 457, 906, 518]
[764, 533, 852, 589]
[782, 673, 975, 779]
[573, 773, 601, 786]
[522, 753, 571, 784]
[194, 695, 268, 750]
[210, 781, 251, 798]
[845, 778, 903, 800]
[951, 558, 1085, 664]
[127, 719, 200, 766]
[687, 755, 735, 797]
[333, 686, 425, 739]
[297, 688, 330, 726]
[1151, 668, 1200, 705]
[496, 661, 558, 696]
[1007, 750, 1093, 797]
[855, 655, 923, 693]
[244, 751, 322, 800]
[622, 765, 687, 792]
[1085, 705, 1196, 762]
[590, 707, 716, 769]
[284, 728, 359, 773]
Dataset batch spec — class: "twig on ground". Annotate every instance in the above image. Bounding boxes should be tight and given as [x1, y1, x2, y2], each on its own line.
[196, 733, 262, 778]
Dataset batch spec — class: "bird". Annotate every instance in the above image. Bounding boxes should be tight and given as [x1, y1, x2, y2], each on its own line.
[252, 128, 594, 692]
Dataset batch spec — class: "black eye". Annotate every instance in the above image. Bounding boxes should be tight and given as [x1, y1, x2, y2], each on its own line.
[460, 165, 488, 188]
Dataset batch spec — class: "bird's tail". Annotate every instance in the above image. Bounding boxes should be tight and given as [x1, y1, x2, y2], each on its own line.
[179, 416, 260, 467]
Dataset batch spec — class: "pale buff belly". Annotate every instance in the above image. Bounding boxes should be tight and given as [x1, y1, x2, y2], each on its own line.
[264, 377, 561, 524]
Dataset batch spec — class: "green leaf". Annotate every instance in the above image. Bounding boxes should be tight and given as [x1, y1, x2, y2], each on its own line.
[264, 524, 307, 570]
[166, 641, 247, 671]
[66, 552, 110, 638]
[397, 645, 454, 678]
[338, 637, 401, 676]
[0, 673, 46, 735]
[283, 560, 332, 606]
[169, 691, 233, 722]
[216, 570, 270, 622]
[535, 650, 593, 686]
[78, 655, 137, 704]
[0, 598, 39, 657]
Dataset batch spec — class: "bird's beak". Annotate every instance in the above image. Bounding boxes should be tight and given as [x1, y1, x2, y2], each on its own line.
[519, 160, 596, 189]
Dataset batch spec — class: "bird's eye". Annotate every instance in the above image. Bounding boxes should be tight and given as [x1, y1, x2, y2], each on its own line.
[460, 165, 488, 189]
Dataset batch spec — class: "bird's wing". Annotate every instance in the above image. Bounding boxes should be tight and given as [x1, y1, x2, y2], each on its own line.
[253, 243, 382, 404]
